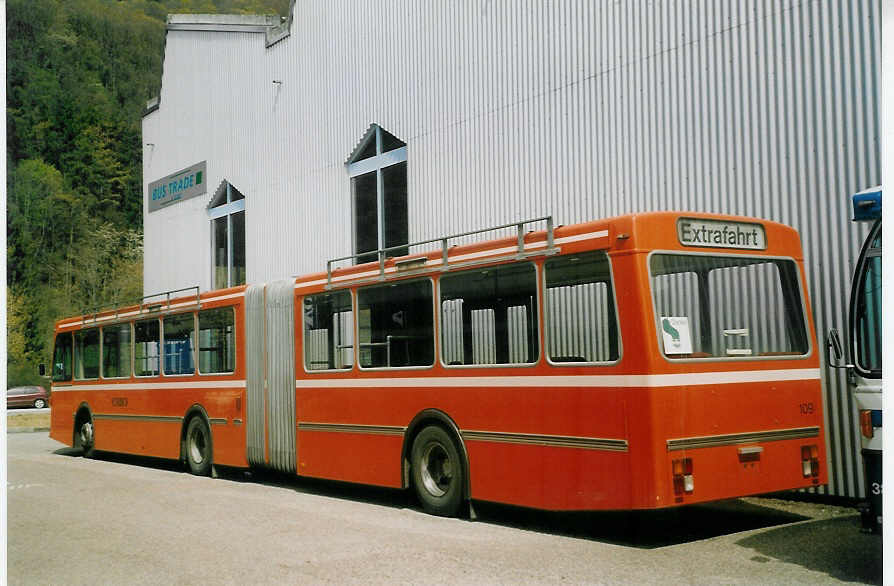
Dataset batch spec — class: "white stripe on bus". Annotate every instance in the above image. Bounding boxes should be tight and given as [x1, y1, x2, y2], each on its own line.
[52, 380, 247, 392]
[51, 368, 818, 393]
[292, 369, 821, 389]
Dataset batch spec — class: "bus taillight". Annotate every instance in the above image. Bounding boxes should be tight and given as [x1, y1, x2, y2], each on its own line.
[801, 445, 819, 478]
[859, 410, 874, 439]
[672, 458, 693, 494]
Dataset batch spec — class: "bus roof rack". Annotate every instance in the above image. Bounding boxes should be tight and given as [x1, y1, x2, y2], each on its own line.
[81, 285, 201, 325]
[325, 216, 555, 288]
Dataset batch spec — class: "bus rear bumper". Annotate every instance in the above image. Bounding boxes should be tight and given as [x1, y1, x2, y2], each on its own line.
[652, 436, 828, 509]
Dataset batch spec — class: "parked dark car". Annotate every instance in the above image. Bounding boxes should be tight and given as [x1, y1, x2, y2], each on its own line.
[7, 385, 50, 409]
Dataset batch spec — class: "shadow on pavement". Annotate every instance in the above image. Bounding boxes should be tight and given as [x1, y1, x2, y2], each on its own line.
[54, 448, 184, 473]
[737, 516, 882, 585]
[54, 448, 410, 505]
[53, 449, 826, 551]
[232, 468, 813, 549]
[222, 467, 414, 510]
[471, 498, 809, 549]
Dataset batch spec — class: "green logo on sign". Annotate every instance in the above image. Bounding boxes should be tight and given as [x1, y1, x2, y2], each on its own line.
[662, 318, 680, 342]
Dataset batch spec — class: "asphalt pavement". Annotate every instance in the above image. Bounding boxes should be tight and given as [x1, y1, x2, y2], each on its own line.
[6, 432, 884, 584]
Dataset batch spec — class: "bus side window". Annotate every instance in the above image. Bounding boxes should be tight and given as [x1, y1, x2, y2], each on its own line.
[74, 328, 100, 380]
[134, 319, 161, 377]
[303, 292, 353, 371]
[198, 307, 237, 374]
[102, 323, 132, 378]
[163, 313, 196, 376]
[545, 252, 619, 363]
[358, 280, 434, 368]
[52, 333, 74, 382]
[440, 263, 539, 366]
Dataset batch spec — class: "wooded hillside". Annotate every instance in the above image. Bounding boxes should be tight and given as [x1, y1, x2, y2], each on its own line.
[7, 0, 289, 387]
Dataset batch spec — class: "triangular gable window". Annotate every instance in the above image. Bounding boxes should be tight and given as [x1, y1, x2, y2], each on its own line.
[347, 124, 406, 164]
[208, 180, 244, 209]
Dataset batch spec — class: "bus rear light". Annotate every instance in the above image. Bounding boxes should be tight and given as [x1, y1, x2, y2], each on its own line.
[801, 445, 819, 478]
[859, 410, 874, 439]
[672, 458, 693, 494]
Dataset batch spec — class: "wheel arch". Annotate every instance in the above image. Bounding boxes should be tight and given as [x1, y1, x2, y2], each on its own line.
[72, 402, 93, 445]
[401, 409, 471, 500]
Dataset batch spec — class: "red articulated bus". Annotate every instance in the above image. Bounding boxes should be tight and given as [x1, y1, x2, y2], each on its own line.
[49, 212, 827, 517]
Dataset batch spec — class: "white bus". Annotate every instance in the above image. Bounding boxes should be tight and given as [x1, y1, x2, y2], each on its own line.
[830, 186, 882, 533]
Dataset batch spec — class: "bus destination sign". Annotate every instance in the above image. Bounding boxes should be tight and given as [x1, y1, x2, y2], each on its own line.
[148, 161, 207, 213]
[677, 218, 766, 250]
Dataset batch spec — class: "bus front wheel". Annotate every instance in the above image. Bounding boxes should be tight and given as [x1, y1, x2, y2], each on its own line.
[411, 425, 464, 517]
[74, 415, 95, 459]
[185, 417, 212, 476]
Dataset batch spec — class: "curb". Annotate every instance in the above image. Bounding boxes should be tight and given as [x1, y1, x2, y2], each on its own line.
[7, 427, 50, 434]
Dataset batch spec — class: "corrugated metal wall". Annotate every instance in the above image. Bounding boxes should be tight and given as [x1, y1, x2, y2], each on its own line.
[143, 1, 880, 498]
[143, 30, 270, 294]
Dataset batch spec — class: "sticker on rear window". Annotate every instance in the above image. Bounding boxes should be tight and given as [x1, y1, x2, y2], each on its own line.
[661, 317, 693, 355]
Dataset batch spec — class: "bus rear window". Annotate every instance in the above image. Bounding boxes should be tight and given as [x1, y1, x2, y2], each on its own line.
[650, 254, 809, 359]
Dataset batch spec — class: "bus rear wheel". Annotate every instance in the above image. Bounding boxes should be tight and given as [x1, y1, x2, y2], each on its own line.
[411, 425, 464, 517]
[185, 417, 212, 476]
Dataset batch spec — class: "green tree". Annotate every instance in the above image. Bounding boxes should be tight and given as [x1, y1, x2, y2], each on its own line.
[6, 0, 291, 387]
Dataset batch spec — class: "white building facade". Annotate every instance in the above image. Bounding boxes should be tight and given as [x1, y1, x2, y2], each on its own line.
[143, 2, 880, 500]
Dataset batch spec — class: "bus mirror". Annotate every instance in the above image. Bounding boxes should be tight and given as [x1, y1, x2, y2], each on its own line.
[826, 329, 852, 369]
[38, 363, 47, 377]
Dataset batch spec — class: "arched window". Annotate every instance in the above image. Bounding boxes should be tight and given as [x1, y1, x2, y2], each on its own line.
[208, 181, 246, 289]
[346, 124, 408, 264]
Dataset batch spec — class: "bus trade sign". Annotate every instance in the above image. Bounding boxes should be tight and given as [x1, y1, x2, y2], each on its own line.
[677, 218, 766, 250]
[148, 161, 207, 212]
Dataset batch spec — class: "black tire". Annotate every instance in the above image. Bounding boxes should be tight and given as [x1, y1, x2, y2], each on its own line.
[411, 425, 465, 517]
[185, 417, 212, 476]
[33, 398, 46, 409]
[74, 414, 95, 458]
